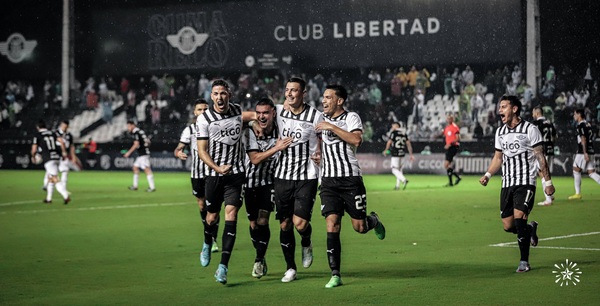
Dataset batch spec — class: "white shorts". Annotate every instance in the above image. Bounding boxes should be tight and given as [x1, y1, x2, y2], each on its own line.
[133, 155, 151, 170]
[59, 158, 80, 172]
[391, 156, 405, 169]
[573, 154, 596, 171]
[44, 160, 60, 177]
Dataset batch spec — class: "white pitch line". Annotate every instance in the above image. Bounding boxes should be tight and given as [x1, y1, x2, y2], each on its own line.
[0, 202, 190, 215]
[0, 200, 43, 207]
[489, 231, 600, 251]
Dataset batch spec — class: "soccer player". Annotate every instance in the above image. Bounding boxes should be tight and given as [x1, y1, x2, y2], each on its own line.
[532, 106, 557, 206]
[196, 79, 246, 284]
[56, 120, 79, 188]
[479, 95, 554, 273]
[568, 108, 600, 200]
[273, 77, 323, 283]
[316, 84, 386, 288]
[439, 114, 462, 186]
[123, 121, 155, 192]
[382, 122, 414, 190]
[244, 98, 292, 279]
[31, 120, 71, 204]
[174, 99, 219, 255]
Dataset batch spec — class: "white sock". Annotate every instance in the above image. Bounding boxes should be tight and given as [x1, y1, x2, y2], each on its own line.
[56, 181, 69, 199]
[61, 171, 68, 185]
[574, 171, 582, 194]
[392, 168, 406, 184]
[147, 174, 155, 189]
[133, 174, 139, 188]
[43, 173, 49, 188]
[589, 172, 600, 184]
[46, 183, 54, 201]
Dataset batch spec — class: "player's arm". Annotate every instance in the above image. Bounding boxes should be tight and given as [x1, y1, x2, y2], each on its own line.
[173, 142, 188, 160]
[197, 138, 231, 175]
[316, 122, 362, 147]
[57, 136, 68, 158]
[580, 132, 589, 161]
[69, 142, 76, 160]
[533, 144, 555, 196]
[30, 143, 38, 162]
[123, 140, 139, 158]
[383, 139, 392, 156]
[479, 150, 503, 186]
[406, 139, 415, 161]
[248, 137, 292, 165]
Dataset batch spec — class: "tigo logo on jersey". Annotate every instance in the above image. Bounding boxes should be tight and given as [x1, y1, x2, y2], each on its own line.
[501, 139, 521, 154]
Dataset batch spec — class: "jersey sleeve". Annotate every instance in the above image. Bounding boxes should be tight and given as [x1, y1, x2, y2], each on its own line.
[179, 125, 192, 144]
[529, 124, 543, 148]
[246, 129, 259, 152]
[347, 112, 363, 132]
[196, 115, 209, 140]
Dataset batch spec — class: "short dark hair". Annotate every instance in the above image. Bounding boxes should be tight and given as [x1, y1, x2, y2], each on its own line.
[193, 99, 208, 107]
[36, 120, 46, 129]
[61, 120, 70, 125]
[325, 84, 348, 101]
[287, 77, 306, 92]
[574, 108, 585, 117]
[532, 106, 542, 114]
[256, 97, 275, 108]
[500, 95, 522, 116]
[127, 120, 136, 125]
[211, 79, 230, 90]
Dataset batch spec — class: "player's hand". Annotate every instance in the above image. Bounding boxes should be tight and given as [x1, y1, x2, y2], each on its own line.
[382, 150, 389, 156]
[177, 151, 188, 160]
[123, 152, 130, 158]
[444, 144, 450, 150]
[275, 137, 293, 151]
[217, 164, 232, 175]
[584, 153, 589, 162]
[315, 122, 334, 132]
[311, 151, 321, 166]
[409, 155, 415, 161]
[479, 176, 489, 186]
[251, 121, 263, 137]
[545, 185, 555, 196]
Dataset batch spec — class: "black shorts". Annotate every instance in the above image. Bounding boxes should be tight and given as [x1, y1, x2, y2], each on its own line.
[320, 176, 367, 220]
[445, 145, 459, 163]
[500, 185, 536, 218]
[204, 172, 245, 213]
[190, 177, 206, 199]
[244, 184, 274, 221]
[273, 178, 318, 221]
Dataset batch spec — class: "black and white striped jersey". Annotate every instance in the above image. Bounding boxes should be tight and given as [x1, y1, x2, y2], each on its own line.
[244, 126, 278, 188]
[178, 123, 204, 179]
[33, 128, 61, 161]
[388, 128, 409, 157]
[196, 103, 245, 176]
[274, 103, 323, 180]
[576, 120, 595, 154]
[56, 128, 73, 153]
[131, 127, 151, 156]
[494, 120, 543, 187]
[321, 111, 362, 177]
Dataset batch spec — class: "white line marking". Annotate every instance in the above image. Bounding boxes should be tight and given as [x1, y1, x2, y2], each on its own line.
[0, 202, 190, 215]
[489, 231, 600, 251]
[0, 200, 43, 207]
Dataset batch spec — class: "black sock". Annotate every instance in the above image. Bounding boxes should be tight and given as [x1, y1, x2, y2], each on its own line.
[212, 215, 220, 241]
[365, 215, 378, 232]
[255, 224, 270, 261]
[299, 223, 312, 248]
[220, 220, 237, 266]
[204, 222, 216, 245]
[447, 168, 454, 185]
[249, 225, 258, 250]
[515, 218, 530, 262]
[280, 228, 297, 270]
[327, 232, 341, 276]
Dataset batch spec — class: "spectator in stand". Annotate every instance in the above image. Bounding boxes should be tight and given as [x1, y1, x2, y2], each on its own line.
[539, 80, 555, 103]
[368, 83, 382, 106]
[583, 61, 594, 91]
[471, 93, 484, 123]
[120, 77, 130, 102]
[396, 67, 409, 97]
[545, 65, 556, 84]
[101, 93, 113, 124]
[574, 87, 589, 108]
[443, 68, 454, 97]
[451, 67, 462, 96]
[84, 137, 97, 166]
[511, 65, 522, 86]
[368, 69, 381, 83]
[555, 92, 567, 110]
[407, 65, 419, 95]
[462, 65, 474, 87]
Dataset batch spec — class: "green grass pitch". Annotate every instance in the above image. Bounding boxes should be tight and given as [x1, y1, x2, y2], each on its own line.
[1, 170, 599, 305]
